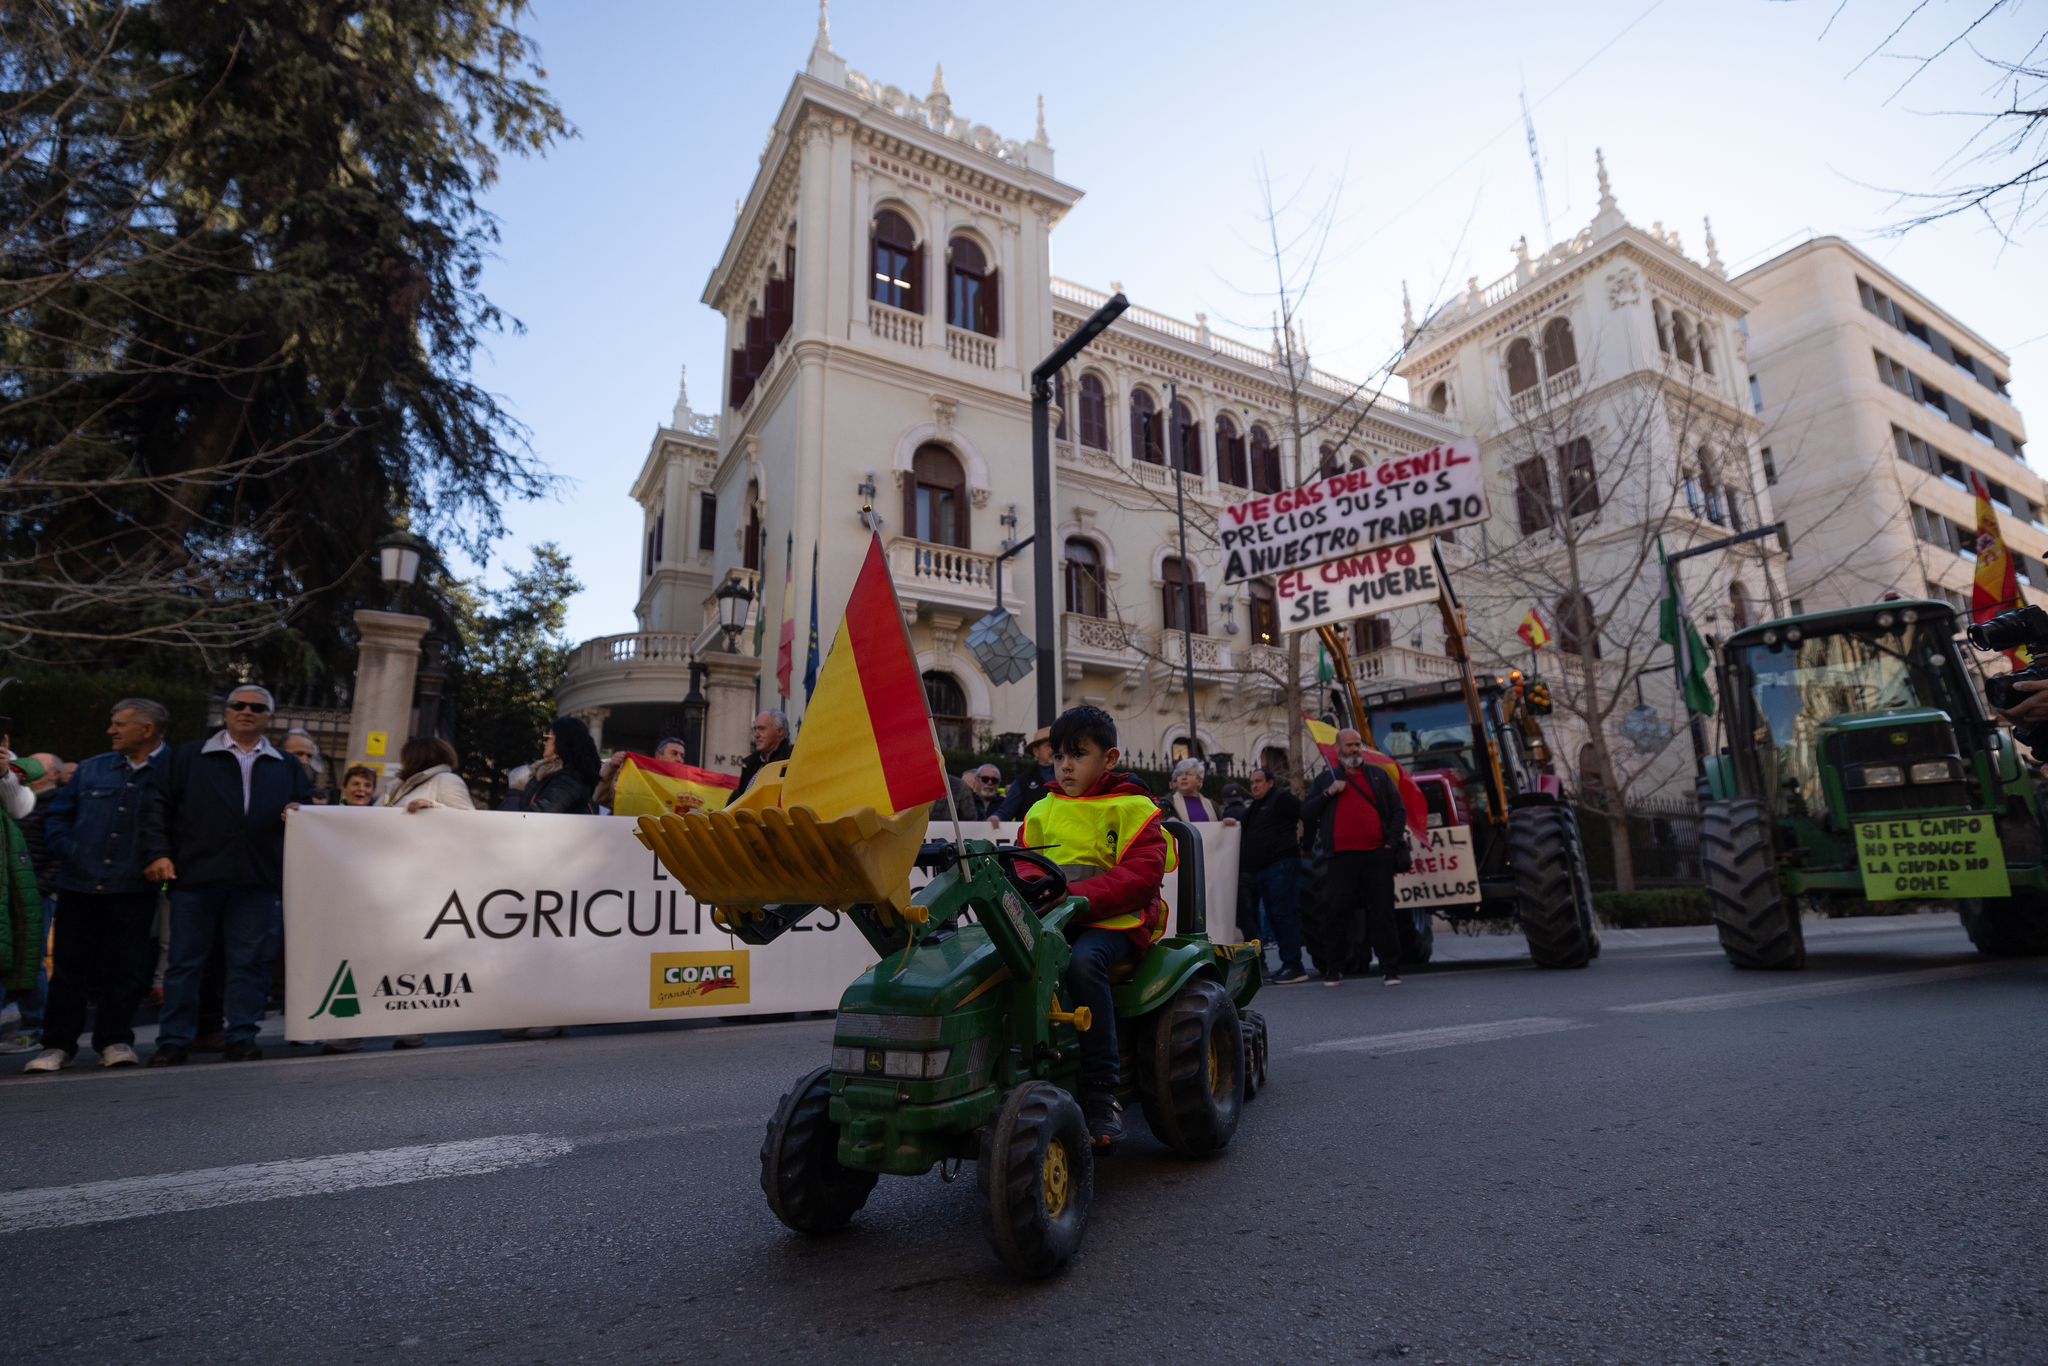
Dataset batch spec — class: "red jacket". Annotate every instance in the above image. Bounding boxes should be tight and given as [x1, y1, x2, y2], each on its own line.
[1019, 771, 1171, 951]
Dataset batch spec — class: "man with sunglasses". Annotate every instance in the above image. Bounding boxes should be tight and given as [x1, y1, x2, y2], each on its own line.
[140, 685, 311, 1064]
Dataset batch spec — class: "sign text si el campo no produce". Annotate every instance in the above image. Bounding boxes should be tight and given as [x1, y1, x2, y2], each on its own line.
[1220, 437, 1486, 585]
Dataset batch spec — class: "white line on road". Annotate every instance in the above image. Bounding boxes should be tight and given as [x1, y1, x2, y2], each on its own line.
[0, 1134, 573, 1234]
[1297, 1015, 1593, 1055]
[1606, 963, 2000, 1015]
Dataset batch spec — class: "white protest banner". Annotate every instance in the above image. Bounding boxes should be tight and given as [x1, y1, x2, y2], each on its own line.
[284, 808, 1240, 1038]
[1219, 437, 1485, 584]
[1394, 824, 1479, 909]
[1276, 539, 1442, 634]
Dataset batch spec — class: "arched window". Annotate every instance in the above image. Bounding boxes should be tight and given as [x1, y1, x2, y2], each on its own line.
[1078, 372, 1109, 450]
[1351, 616, 1393, 654]
[947, 236, 997, 336]
[1556, 591, 1600, 658]
[1161, 556, 1208, 634]
[1427, 381, 1451, 414]
[923, 671, 973, 752]
[869, 209, 921, 312]
[1130, 389, 1164, 464]
[1653, 299, 1672, 355]
[1318, 443, 1341, 479]
[903, 443, 969, 547]
[743, 497, 763, 571]
[1216, 415, 1248, 486]
[1505, 337, 1539, 394]
[1171, 400, 1202, 476]
[1542, 317, 1578, 375]
[1672, 313, 1697, 366]
[1171, 734, 1207, 761]
[1249, 425, 1281, 493]
[1729, 581, 1752, 632]
[1064, 538, 1107, 618]
[1248, 579, 1278, 645]
[1688, 444, 1726, 525]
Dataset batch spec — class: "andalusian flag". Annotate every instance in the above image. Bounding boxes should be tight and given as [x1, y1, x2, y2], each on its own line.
[1658, 537, 1715, 717]
[1517, 608, 1552, 650]
[780, 535, 950, 817]
[611, 754, 738, 819]
[1969, 471, 2033, 665]
[776, 530, 797, 701]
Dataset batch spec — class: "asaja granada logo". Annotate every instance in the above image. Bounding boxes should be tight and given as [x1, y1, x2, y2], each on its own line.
[311, 960, 474, 1019]
[649, 951, 750, 1009]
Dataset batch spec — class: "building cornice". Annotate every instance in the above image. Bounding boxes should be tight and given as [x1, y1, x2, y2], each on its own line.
[1735, 235, 2012, 368]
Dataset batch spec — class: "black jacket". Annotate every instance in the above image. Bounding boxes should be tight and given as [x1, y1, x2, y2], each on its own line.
[1239, 788, 1303, 872]
[518, 770, 596, 815]
[994, 763, 1056, 821]
[735, 737, 793, 797]
[142, 737, 313, 890]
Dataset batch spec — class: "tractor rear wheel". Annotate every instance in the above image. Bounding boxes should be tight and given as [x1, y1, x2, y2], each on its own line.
[1961, 895, 2048, 956]
[1509, 804, 1597, 969]
[1137, 977, 1244, 1156]
[760, 1065, 878, 1234]
[978, 1081, 1093, 1278]
[1702, 799, 1805, 970]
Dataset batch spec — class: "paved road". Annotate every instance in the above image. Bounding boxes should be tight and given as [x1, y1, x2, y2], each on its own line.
[4, 914, 2043, 1364]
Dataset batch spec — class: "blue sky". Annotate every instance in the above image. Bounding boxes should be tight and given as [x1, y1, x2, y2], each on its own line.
[463, 0, 2048, 643]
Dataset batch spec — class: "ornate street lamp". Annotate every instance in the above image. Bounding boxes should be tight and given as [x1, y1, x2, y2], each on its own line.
[681, 662, 709, 766]
[715, 575, 754, 654]
[376, 529, 427, 610]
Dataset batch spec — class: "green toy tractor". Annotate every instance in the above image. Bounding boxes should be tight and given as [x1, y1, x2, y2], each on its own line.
[723, 819, 1266, 1277]
[1701, 599, 2048, 967]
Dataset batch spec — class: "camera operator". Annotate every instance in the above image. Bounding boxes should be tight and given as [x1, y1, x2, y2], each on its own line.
[1996, 677, 2048, 727]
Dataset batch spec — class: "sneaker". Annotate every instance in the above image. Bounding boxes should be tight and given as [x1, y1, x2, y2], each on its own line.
[98, 1043, 140, 1068]
[223, 1040, 263, 1062]
[1383, 974, 1402, 987]
[147, 1047, 188, 1067]
[1322, 970, 1342, 987]
[0, 1003, 17, 1029]
[22, 1047, 73, 1074]
[192, 1031, 227, 1054]
[525, 1026, 565, 1040]
[1081, 1090, 1125, 1149]
[0, 1031, 44, 1054]
[1271, 966, 1308, 985]
[320, 1039, 363, 1055]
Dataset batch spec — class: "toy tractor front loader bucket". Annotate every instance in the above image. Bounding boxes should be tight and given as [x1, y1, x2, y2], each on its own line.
[633, 761, 931, 944]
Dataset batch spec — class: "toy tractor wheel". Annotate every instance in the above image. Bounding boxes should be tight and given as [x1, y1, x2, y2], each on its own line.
[1509, 804, 1597, 969]
[760, 1065, 878, 1235]
[1960, 894, 2048, 956]
[1240, 1009, 1270, 1102]
[1138, 977, 1244, 1156]
[977, 1081, 1093, 1279]
[1702, 799, 1806, 970]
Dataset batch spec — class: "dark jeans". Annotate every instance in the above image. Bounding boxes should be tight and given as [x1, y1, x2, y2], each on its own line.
[160, 887, 279, 1049]
[1066, 928, 1140, 1090]
[41, 890, 158, 1055]
[1245, 859, 1305, 973]
[1309, 850, 1400, 977]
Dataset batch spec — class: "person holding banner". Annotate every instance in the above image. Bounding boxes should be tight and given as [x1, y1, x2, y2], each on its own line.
[514, 718, 600, 815]
[1300, 728, 1426, 987]
[377, 739, 475, 814]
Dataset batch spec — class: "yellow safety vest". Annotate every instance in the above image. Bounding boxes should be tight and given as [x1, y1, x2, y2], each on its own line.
[1024, 790, 1177, 934]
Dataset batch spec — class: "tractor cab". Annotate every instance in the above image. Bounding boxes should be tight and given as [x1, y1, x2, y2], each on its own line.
[1363, 675, 1551, 826]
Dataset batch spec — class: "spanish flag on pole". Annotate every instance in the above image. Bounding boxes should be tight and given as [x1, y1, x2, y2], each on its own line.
[611, 754, 738, 819]
[1518, 608, 1552, 651]
[780, 534, 950, 817]
[775, 530, 797, 701]
[1303, 713, 1343, 771]
[1969, 470, 2033, 665]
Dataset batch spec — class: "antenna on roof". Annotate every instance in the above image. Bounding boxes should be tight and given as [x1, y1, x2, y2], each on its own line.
[1520, 85, 1553, 250]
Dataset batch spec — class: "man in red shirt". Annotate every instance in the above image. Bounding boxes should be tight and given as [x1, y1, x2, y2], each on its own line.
[1301, 727, 1428, 986]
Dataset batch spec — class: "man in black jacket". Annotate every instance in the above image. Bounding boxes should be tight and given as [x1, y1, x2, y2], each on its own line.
[141, 686, 311, 1064]
[735, 709, 792, 797]
[993, 726, 1056, 823]
[1237, 767, 1308, 984]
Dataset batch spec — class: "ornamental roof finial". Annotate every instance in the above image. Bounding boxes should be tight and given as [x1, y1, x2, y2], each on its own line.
[671, 365, 692, 428]
[930, 63, 948, 99]
[1592, 147, 1625, 235]
[1401, 280, 1415, 338]
[1033, 94, 1049, 146]
[814, 0, 832, 53]
[1703, 216, 1725, 276]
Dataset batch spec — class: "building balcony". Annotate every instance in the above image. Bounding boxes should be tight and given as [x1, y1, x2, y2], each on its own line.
[557, 631, 701, 714]
[1063, 613, 1144, 678]
[1352, 646, 1464, 689]
[888, 537, 1001, 616]
[868, 300, 924, 349]
[946, 326, 996, 369]
[1154, 627, 1234, 684]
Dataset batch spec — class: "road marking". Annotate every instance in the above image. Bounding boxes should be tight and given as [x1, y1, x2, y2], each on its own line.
[1606, 963, 1998, 1015]
[0, 1134, 573, 1234]
[1298, 1015, 1593, 1055]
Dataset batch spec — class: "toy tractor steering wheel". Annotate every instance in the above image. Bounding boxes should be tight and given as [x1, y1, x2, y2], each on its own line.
[993, 846, 1070, 911]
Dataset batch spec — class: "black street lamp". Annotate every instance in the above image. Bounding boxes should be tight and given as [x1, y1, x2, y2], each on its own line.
[715, 575, 754, 654]
[681, 662, 709, 766]
[376, 529, 427, 611]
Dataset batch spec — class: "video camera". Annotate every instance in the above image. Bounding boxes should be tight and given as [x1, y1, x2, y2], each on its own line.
[1969, 605, 2048, 752]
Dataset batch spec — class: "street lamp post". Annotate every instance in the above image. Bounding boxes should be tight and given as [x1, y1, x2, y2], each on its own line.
[715, 576, 754, 654]
[680, 662, 709, 767]
[348, 528, 433, 777]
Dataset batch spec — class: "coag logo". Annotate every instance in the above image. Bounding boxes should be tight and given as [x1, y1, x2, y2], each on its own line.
[310, 961, 362, 1020]
[650, 951, 751, 1009]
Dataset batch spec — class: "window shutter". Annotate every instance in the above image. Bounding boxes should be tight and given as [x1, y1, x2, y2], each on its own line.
[984, 267, 1000, 336]
[908, 242, 925, 314]
[902, 471, 919, 539]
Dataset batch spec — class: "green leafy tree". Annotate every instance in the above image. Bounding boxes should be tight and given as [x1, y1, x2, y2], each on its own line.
[0, 0, 570, 674]
[445, 541, 578, 804]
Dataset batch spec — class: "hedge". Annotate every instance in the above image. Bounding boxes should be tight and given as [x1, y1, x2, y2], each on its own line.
[0, 670, 216, 762]
[1593, 888, 1711, 929]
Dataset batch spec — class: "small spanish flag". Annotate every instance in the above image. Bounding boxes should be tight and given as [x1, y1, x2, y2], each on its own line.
[612, 754, 738, 819]
[1303, 712, 1343, 771]
[1969, 470, 2032, 666]
[1518, 608, 1552, 651]
[780, 534, 950, 817]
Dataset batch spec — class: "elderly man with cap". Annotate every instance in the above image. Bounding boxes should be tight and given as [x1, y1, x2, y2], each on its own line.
[993, 726, 1058, 824]
[140, 684, 311, 1064]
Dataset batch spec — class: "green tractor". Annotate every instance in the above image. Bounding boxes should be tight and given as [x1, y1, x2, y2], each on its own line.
[712, 819, 1266, 1277]
[1701, 599, 2048, 967]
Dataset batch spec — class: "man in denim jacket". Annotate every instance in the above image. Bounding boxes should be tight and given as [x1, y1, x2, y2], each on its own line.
[23, 699, 170, 1073]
